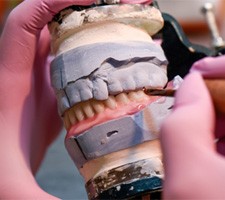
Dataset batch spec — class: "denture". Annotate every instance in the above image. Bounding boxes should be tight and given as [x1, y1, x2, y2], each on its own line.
[49, 3, 176, 199]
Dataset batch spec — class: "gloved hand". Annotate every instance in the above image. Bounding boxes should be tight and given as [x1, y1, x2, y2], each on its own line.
[0, 0, 95, 199]
[160, 56, 225, 199]
[0, 0, 152, 198]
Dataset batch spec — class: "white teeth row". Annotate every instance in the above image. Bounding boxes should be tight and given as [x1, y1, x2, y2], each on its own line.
[63, 90, 147, 130]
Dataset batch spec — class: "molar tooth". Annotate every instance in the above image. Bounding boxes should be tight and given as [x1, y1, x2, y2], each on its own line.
[73, 105, 85, 122]
[136, 90, 147, 101]
[104, 96, 117, 110]
[115, 93, 130, 105]
[128, 91, 139, 101]
[91, 99, 105, 114]
[82, 101, 95, 118]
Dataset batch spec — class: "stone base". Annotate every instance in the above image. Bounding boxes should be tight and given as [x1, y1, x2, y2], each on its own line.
[85, 157, 163, 200]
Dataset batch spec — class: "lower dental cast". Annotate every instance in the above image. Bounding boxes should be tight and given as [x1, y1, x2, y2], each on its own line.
[49, 4, 172, 199]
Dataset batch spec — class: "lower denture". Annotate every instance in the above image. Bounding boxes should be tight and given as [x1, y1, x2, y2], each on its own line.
[64, 89, 160, 138]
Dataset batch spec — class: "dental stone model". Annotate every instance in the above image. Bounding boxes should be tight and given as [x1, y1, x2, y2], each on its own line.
[49, 3, 175, 199]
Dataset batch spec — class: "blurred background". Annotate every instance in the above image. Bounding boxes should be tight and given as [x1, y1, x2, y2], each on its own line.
[35, 130, 88, 199]
[0, 0, 225, 199]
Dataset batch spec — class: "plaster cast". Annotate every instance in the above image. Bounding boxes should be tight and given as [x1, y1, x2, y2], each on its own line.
[49, 5, 164, 54]
[55, 90, 71, 115]
[80, 140, 162, 183]
[49, 4, 169, 198]
[51, 41, 168, 115]
[51, 41, 167, 89]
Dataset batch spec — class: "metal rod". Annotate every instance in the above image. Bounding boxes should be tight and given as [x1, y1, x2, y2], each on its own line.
[201, 3, 225, 49]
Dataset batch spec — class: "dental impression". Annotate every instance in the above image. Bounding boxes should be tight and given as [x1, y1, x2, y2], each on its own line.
[49, 3, 176, 199]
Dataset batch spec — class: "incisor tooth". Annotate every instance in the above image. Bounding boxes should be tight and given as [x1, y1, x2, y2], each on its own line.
[104, 96, 117, 109]
[115, 93, 130, 105]
[73, 106, 85, 122]
[91, 99, 105, 114]
[82, 101, 95, 118]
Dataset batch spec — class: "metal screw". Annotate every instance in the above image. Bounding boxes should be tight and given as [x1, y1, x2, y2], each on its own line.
[201, 2, 225, 49]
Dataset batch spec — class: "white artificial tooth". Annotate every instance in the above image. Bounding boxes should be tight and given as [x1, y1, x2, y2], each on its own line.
[91, 100, 105, 114]
[73, 105, 85, 122]
[68, 109, 77, 125]
[82, 101, 95, 118]
[136, 90, 147, 101]
[63, 112, 71, 130]
[128, 91, 138, 101]
[115, 93, 130, 105]
[104, 96, 117, 110]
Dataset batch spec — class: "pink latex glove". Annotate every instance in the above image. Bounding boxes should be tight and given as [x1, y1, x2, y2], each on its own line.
[161, 56, 225, 199]
[0, 0, 152, 198]
[0, 0, 96, 198]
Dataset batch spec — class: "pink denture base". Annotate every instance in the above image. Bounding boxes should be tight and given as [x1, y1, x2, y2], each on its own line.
[66, 94, 160, 138]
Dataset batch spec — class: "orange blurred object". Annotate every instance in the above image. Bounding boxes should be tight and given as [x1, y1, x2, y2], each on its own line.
[0, 0, 22, 27]
[0, 0, 7, 25]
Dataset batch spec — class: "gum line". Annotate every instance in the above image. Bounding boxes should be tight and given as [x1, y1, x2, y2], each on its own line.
[66, 94, 160, 138]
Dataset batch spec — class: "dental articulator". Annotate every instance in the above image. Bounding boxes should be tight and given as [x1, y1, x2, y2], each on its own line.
[48, 1, 225, 199]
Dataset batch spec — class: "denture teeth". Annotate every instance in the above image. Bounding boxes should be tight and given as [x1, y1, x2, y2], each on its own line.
[128, 91, 138, 101]
[62, 89, 149, 130]
[115, 93, 130, 105]
[68, 109, 77, 125]
[82, 101, 95, 118]
[104, 96, 117, 110]
[63, 112, 71, 130]
[136, 90, 146, 101]
[73, 106, 85, 122]
[91, 99, 105, 114]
